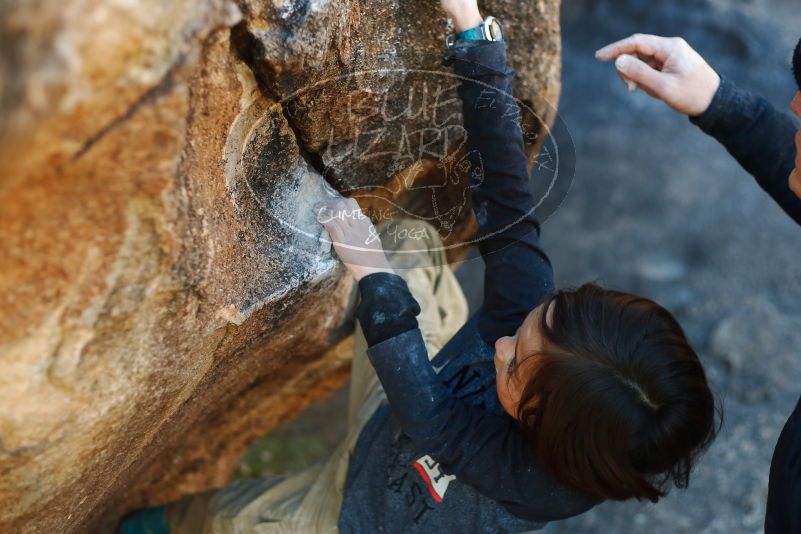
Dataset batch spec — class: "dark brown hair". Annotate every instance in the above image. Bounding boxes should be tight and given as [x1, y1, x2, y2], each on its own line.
[513, 283, 719, 503]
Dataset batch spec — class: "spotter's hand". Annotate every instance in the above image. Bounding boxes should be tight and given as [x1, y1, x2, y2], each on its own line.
[596, 34, 720, 116]
[315, 197, 394, 282]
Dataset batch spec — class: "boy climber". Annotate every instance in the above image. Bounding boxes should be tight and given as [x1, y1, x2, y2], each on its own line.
[121, 1, 719, 532]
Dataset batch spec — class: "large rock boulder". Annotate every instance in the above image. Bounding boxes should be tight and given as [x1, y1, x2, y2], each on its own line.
[0, 0, 562, 531]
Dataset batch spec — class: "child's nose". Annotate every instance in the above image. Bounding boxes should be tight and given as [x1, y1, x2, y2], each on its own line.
[790, 91, 801, 119]
[494, 336, 512, 357]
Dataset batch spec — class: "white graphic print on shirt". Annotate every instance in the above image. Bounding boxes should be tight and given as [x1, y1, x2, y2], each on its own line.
[412, 455, 457, 503]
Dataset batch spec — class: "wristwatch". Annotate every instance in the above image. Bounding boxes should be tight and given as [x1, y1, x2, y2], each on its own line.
[445, 16, 504, 48]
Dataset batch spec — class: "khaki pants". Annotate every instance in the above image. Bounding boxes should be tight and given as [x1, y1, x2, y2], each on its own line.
[169, 220, 469, 534]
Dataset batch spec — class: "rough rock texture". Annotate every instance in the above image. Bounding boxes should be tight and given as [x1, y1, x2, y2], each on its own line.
[0, 0, 562, 532]
[232, 0, 563, 245]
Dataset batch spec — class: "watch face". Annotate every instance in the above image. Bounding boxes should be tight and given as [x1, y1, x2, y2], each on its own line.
[487, 17, 503, 41]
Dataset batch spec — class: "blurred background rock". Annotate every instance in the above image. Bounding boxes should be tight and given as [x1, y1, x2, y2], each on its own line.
[239, 0, 801, 532]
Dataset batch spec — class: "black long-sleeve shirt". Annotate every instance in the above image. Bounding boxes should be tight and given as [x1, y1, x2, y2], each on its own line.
[338, 41, 596, 532]
[691, 78, 801, 534]
[690, 77, 801, 225]
[358, 40, 554, 348]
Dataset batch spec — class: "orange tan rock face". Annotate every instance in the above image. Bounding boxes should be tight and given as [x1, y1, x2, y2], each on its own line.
[0, 0, 561, 531]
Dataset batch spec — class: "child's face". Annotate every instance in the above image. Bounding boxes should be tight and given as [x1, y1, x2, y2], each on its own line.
[493, 303, 549, 419]
[790, 91, 801, 199]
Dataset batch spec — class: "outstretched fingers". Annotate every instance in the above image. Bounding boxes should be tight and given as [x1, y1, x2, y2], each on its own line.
[315, 200, 346, 238]
[315, 197, 372, 246]
[596, 33, 675, 64]
[614, 54, 671, 97]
